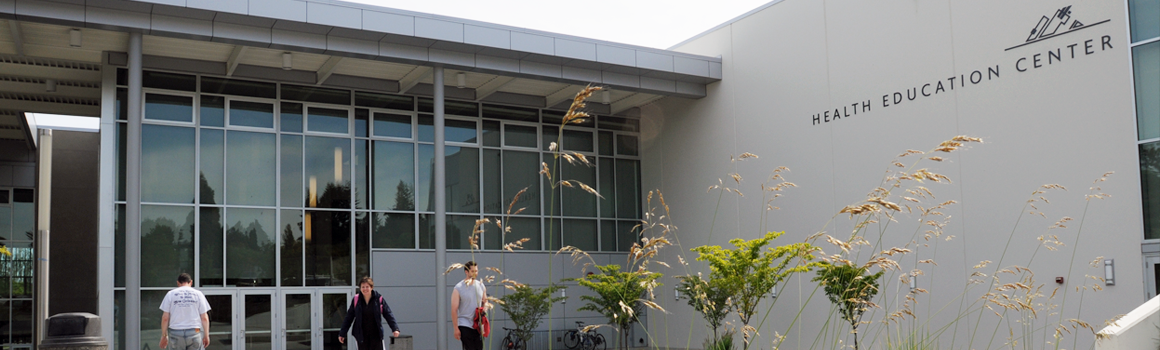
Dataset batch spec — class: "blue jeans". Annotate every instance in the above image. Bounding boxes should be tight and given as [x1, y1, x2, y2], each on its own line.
[167, 328, 204, 350]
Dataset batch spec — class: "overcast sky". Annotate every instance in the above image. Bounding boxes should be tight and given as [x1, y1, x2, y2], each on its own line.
[343, 0, 772, 49]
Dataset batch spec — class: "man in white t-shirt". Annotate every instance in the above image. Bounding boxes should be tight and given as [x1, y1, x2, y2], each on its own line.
[159, 273, 211, 350]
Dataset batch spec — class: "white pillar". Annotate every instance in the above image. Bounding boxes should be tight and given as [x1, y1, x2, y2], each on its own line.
[434, 66, 448, 350]
[125, 32, 143, 350]
[35, 128, 51, 345]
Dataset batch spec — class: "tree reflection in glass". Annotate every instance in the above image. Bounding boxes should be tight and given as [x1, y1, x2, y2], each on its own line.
[226, 208, 275, 286]
[280, 210, 303, 286]
[140, 205, 194, 287]
[304, 211, 350, 286]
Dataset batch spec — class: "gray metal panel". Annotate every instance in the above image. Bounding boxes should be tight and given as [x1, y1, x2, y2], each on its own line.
[635, 51, 673, 72]
[381, 288, 437, 323]
[562, 66, 600, 83]
[187, 0, 244, 15]
[640, 76, 675, 93]
[150, 14, 213, 38]
[0, 0, 12, 17]
[463, 24, 508, 49]
[249, 0, 306, 22]
[150, 4, 214, 20]
[143, 54, 225, 75]
[86, 0, 152, 12]
[520, 60, 560, 78]
[510, 31, 552, 56]
[15, 0, 85, 23]
[305, 1, 359, 29]
[481, 91, 544, 107]
[12, 164, 34, 187]
[476, 47, 522, 60]
[214, 12, 274, 27]
[132, 0, 183, 6]
[379, 41, 428, 61]
[602, 71, 639, 88]
[555, 38, 595, 61]
[0, 165, 10, 185]
[474, 54, 518, 72]
[232, 64, 313, 83]
[328, 26, 383, 41]
[672, 56, 708, 76]
[363, 10, 413, 36]
[86, 6, 150, 30]
[675, 81, 705, 96]
[326, 35, 377, 57]
[429, 40, 478, 54]
[394, 322, 436, 350]
[271, 28, 326, 51]
[271, 18, 329, 34]
[428, 48, 472, 66]
[324, 73, 398, 92]
[379, 33, 436, 47]
[595, 44, 634, 66]
[212, 21, 272, 46]
[709, 61, 722, 79]
[415, 17, 463, 42]
[562, 58, 601, 70]
[374, 251, 435, 287]
[501, 253, 565, 285]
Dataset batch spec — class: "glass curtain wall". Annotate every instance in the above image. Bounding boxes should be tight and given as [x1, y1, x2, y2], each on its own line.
[0, 188, 34, 348]
[112, 69, 643, 349]
[1133, 0, 1160, 240]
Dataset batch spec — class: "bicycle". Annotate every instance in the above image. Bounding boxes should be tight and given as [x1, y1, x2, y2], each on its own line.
[501, 327, 528, 350]
[563, 321, 606, 350]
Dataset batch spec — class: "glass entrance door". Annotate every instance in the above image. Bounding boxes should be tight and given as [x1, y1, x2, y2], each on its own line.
[319, 289, 349, 350]
[282, 291, 313, 350]
[1147, 255, 1160, 299]
[281, 288, 351, 350]
[203, 291, 235, 349]
[241, 290, 277, 350]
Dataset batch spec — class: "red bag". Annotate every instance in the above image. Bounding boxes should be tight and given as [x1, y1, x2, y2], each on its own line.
[472, 307, 490, 337]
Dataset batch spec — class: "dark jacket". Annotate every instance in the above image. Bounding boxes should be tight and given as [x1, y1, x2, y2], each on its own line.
[340, 290, 400, 343]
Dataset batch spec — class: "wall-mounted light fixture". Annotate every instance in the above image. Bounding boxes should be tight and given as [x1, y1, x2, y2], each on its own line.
[561, 289, 567, 304]
[909, 274, 918, 291]
[68, 29, 81, 48]
[601, 89, 610, 104]
[456, 72, 466, 89]
[1104, 259, 1115, 286]
[674, 288, 680, 301]
[282, 52, 292, 70]
[45, 79, 56, 93]
[771, 286, 778, 299]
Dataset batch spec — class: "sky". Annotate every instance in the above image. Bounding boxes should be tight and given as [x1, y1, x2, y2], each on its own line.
[343, 0, 773, 49]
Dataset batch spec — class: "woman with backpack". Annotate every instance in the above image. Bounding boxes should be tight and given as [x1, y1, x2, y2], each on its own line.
[339, 277, 400, 350]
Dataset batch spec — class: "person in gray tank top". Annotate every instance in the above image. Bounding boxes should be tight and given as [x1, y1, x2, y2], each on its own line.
[452, 261, 488, 350]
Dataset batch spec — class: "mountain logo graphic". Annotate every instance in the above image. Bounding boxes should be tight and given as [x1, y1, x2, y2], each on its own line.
[1005, 5, 1110, 51]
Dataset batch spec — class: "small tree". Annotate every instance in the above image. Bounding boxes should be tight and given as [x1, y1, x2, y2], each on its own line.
[692, 231, 819, 349]
[498, 283, 566, 344]
[812, 262, 884, 350]
[571, 263, 662, 349]
[676, 272, 736, 344]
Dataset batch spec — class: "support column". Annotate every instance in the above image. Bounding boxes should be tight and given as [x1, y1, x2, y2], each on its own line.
[434, 67, 448, 350]
[125, 32, 143, 350]
[97, 52, 118, 347]
[35, 129, 51, 345]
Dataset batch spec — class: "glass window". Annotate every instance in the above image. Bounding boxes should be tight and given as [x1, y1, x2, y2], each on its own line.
[483, 214, 502, 251]
[373, 113, 412, 138]
[1142, 142, 1160, 239]
[616, 134, 639, 156]
[418, 114, 433, 142]
[562, 219, 597, 251]
[355, 109, 369, 138]
[1137, 41, 1160, 140]
[200, 129, 224, 205]
[563, 129, 594, 152]
[482, 149, 502, 214]
[281, 135, 303, 208]
[304, 137, 351, 209]
[145, 94, 193, 123]
[615, 159, 640, 219]
[598, 131, 613, 156]
[507, 217, 541, 251]
[1131, 0, 1160, 42]
[419, 214, 434, 249]
[417, 145, 435, 212]
[0, 206, 8, 241]
[373, 213, 415, 249]
[617, 220, 637, 252]
[356, 212, 369, 278]
[503, 151, 540, 215]
[562, 160, 597, 217]
[504, 125, 537, 148]
[447, 147, 480, 213]
[117, 88, 127, 121]
[115, 205, 124, 287]
[373, 141, 415, 211]
[308, 107, 349, 134]
[544, 157, 561, 217]
[143, 71, 196, 92]
[547, 219, 562, 251]
[140, 205, 195, 287]
[599, 116, 639, 132]
[205, 294, 234, 349]
[355, 91, 413, 110]
[447, 215, 478, 249]
[356, 140, 370, 210]
[142, 125, 195, 203]
[600, 220, 616, 252]
[482, 104, 537, 122]
[199, 207, 223, 286]
[281, 85, 350, 105]
[447, 119, 478, 143]
[226, 208, 275, 286]
[200, 96, 225, 127]
[229, 101, 275, 129]
[116, 123, 127, 201]
[201, 77, 276, 99]
[543, 110, 594, 127]
[281, 103, 303, 133]
[482, 120, 501, 147]
[226, 131, 276, 206]
[280, 210, 304, 286]
[598, 158, 615, 218]
[305, 210, 351, 286]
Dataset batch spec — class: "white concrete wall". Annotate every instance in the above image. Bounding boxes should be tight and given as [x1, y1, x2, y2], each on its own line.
[645, 0, 1146, 349]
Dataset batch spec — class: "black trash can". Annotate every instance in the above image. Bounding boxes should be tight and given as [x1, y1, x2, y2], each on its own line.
[41, 313, 108, 350]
